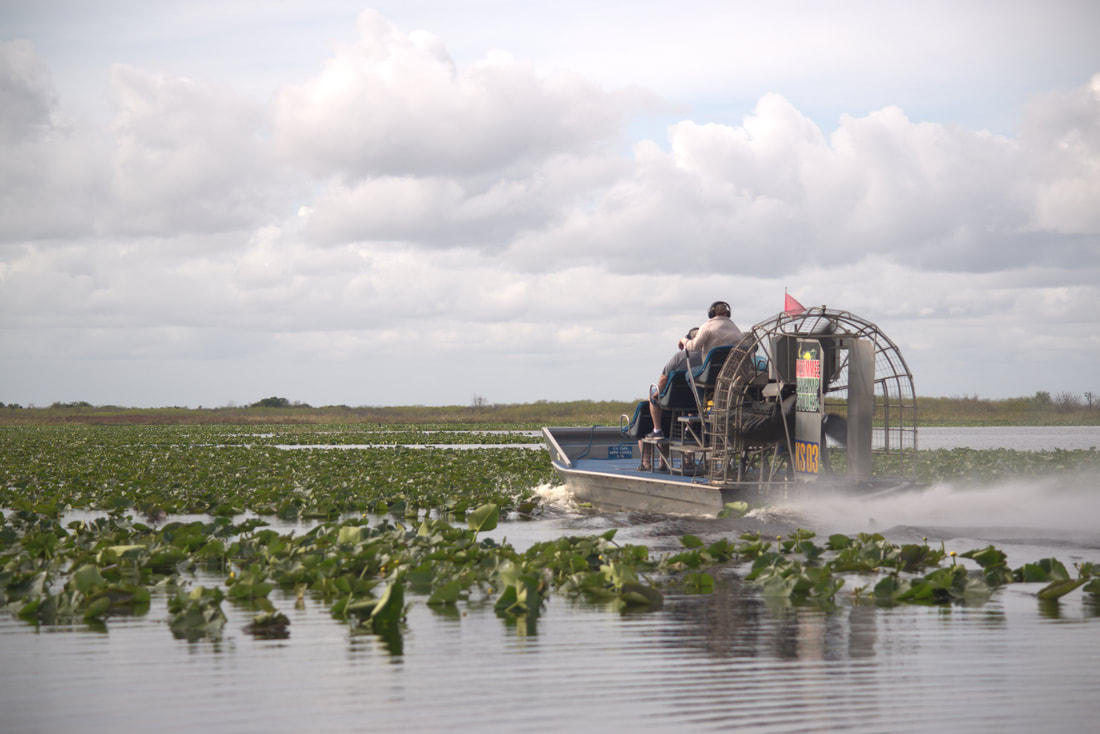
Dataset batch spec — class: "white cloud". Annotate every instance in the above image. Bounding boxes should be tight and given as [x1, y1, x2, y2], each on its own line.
[0, 41, 108, 242]
[1, 6, 1099, 407]
[502, 88, 1099, 279]
[1024, 73, 1100, 234]
[107, 64, 280, 234]
[0, 39, 56, 144]
[301, 152, 624, 248]
[272, 10, 645, 181]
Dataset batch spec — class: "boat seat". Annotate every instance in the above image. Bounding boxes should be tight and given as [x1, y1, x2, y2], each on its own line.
[701, 339, 770, 387]
[654, 369, 699, 411]
[620, 400, 673, 440]
[690, 345, 734, 387]
[620, 401, 652, 440]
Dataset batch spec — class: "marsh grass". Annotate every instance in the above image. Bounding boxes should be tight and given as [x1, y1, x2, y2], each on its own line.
[918, 394, 1100, 426]
[3, 393, 1098, 426]
[0, 400, 636, 427]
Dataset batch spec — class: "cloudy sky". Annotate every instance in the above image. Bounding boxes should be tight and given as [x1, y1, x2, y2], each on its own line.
[2, 1, 1099, 408]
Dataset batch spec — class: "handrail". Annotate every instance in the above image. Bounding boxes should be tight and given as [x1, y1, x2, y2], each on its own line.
[539, 426, 573, 469]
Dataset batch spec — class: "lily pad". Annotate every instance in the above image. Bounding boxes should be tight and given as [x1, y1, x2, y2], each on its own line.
[467, 503, 499, 533]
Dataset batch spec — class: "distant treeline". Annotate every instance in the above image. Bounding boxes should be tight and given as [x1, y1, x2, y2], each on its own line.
[0, 399, 637, 427]
[1, 391, 1098, 426]
[917, 391, 1098, 426]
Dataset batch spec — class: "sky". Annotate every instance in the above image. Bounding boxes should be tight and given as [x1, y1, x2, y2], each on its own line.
[2, 1, 1099, 408]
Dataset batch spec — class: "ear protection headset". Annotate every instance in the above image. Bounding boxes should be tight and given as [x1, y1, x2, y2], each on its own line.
[707, 301, 731, 319]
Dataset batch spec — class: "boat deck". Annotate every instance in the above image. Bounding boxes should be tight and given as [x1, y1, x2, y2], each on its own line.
[568, 456, 705, 484]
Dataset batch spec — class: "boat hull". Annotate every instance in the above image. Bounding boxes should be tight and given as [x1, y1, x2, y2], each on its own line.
[552, 464, 761, 514]
[542, 426, 772, 514]
[542, 425, 917, 515]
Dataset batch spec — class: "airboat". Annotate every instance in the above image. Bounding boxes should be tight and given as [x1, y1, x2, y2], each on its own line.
[542, 307, 920, 514]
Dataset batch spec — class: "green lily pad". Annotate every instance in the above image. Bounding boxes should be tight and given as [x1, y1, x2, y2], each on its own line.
[427, 580, 462, 606]
[619, 582, 663, 609]
[467, 503, 499, 533]
[1037, 577, 1088, 601]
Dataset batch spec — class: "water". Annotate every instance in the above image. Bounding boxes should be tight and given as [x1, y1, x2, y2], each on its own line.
[3, 427, 1099, 733]
[920, 425, 1100, 451]
[6, 582, 1095, 734]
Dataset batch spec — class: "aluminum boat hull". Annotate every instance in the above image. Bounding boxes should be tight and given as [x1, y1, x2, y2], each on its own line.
[542, 426, 772, 514]
[542, 425, 916, 515]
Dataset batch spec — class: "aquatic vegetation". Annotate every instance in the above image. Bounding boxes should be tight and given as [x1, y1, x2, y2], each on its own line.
[661, 528, 1097, 610]
[0, 425, 552, 519]
[168, 585, 227, 640]
[225, 567, 275, 601]
[243, 610, 291, 639]
[13, 561, 152, 625]
[2, 505, 1097, 652]
[2, 425, 1098, 651]
[871, 564, 993, 605]
[3, 427, 1098, 521]
[341, 577, 407, 636]
[492, 560, 545, 631]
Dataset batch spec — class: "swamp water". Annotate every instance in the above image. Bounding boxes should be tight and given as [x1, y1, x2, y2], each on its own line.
[3, 429, 1099, 733]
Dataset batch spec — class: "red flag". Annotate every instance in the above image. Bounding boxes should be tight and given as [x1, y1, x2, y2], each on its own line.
[784, 292, 806, 315]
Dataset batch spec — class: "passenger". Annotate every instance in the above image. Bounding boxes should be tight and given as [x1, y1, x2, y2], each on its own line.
[639, 327, 700, 471]
[679, 300, 744, 353]
[649, 301, 743, 440]
[639, 302, 744, 471]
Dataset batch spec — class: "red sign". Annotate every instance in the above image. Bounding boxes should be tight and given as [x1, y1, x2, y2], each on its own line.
[796, 359, 821, 379]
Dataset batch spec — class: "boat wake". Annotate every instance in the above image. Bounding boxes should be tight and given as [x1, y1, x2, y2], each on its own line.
[778, 475, 1100, 554]
[530, 482, 582, 514]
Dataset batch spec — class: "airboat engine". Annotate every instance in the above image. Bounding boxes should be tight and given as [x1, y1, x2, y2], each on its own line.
[706, 307, 917, 487]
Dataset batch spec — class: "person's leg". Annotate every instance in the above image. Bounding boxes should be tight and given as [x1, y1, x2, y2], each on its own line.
[647, 384, 664, 438]
[648, 402, 662, 434]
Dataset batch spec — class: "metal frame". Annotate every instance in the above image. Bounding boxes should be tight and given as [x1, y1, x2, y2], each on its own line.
[706, 307, 918, 487]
